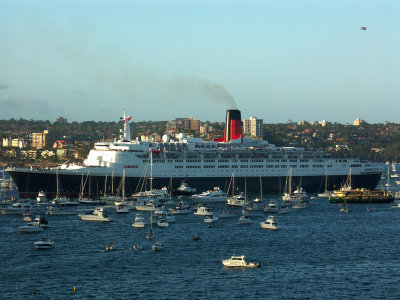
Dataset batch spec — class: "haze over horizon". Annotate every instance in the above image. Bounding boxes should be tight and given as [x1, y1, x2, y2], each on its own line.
[0, 0, 399, 124]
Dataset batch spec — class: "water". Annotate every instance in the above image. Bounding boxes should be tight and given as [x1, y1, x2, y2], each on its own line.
[1, 194, 400, 300]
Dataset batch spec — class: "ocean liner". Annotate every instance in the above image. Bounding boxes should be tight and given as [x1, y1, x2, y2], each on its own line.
[7, 110, 383, 199]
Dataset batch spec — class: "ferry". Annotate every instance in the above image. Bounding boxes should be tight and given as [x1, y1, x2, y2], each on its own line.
[329, 188, 394, 204]
[6, 109, 383, 199]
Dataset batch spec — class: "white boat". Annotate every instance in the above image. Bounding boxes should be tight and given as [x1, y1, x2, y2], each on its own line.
[1, 202, 33, 215]
[18, 223, 44, 233]
[238, 212, 253, 224]
[175, 181, 197, 196]
[7, 109, 384, 200]
[318, 167, 332, 197]
[34, 238, 54, 249]
[221, 255, 260, 268]
[152, 241, 163, 252]
[132, 213, 146, 228]
[157, 218, 169, 228]
[79, 207, 111, 222]
[292, 199, 310, 209]
[46, 202, 78, 215]
[169, 201, 193, 214]
[194, 205, 213, 216]
[391, 200, 400, 208]
[204, 214, 219, 223]
[135, 198, 164, 212]
[31, 215, 49, 228]
[115, 203, 129, 214]
[192, 187, 226, 203]
[227, 193, 249, 207]
[260, 215, 279, 230]
[153, 210, 176, 223]
[264, 200, 279, 213]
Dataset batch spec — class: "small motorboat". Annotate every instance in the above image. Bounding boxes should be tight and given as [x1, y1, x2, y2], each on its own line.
[31, 215, 49, 228]
[221, 255, 260, 268]
[18, 223, 44, 233]
[157, 218, 169, 228]
[34, 238, 54, 249]
[106, 243, 115, 251]
[115, 203, 129, 214]
[260, 215, 280, 230]
[132, 245, 142, 251]
[152, 241, 163, 252]
[23, 212, 32, 222]
[238, 212, 253, 224]
[264, 200, 279, 213]
[204, 214, 219, 223]
[193, 235, 201, 240]
[132, 214, 146, 228]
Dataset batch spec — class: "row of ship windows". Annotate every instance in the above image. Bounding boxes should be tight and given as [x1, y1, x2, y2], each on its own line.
[175, 164, 334, 169]
[144, 159, 331, 164]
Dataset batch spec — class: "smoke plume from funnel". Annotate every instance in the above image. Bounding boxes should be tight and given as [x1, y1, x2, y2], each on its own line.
[168, 76, 237, 109]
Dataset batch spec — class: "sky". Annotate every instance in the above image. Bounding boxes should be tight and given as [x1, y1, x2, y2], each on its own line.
[0, 0, 399, 124]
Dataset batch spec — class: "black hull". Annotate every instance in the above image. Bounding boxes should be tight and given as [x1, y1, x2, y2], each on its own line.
[7, 169, 382, 199]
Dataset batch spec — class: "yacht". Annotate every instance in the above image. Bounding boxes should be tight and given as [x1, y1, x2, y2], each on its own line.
[18, 223, 44, 233]
[193, 205, 213, 216]
[169, 202, 193, 214]
[132, 213, 146, 228]
[263, 200, 279, 213]
[221, 255, 260, 268]
[1, 202, 33, 215]
[260, 215, 279, 230]
[191, 187, 226, 203]
[175, 181, 197, 196]
[34, 238, 54, 249]
[152, 241, 164, 252]
[78, 207, 111, 222]
[204, 214, 219, 223]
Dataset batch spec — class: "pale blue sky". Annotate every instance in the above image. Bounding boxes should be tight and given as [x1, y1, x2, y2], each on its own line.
[0, 0, 399, 123]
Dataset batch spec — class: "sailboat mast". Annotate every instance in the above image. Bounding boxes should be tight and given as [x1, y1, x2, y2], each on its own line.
[150, 151, 153, 192]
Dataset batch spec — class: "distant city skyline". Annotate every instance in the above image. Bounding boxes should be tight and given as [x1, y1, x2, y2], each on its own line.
[1, 0, 399, 124]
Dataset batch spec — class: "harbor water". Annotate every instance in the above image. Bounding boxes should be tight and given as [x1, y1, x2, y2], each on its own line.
[1, 191, 400, 299]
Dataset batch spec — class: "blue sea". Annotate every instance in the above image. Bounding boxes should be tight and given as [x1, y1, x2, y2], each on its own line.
[1, 193, 400, 300]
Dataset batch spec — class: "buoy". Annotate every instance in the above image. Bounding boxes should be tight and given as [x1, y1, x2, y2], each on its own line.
[74, 286, 77, 293]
